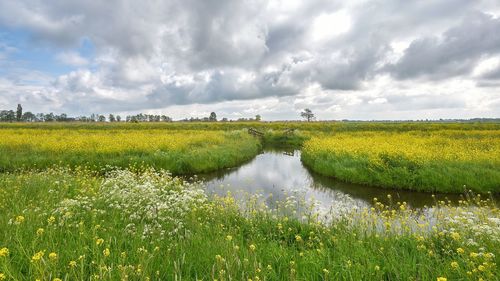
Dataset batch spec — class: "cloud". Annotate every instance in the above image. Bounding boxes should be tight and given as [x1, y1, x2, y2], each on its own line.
[388, 12, 500, 80]
[0, 0, 499, 119]
[56, 51, 88, 66]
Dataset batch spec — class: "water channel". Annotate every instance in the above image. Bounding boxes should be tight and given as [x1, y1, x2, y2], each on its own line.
[197, 149, 467, 212]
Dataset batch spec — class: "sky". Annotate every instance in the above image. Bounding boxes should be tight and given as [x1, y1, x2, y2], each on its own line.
[0, 0, 500, 120]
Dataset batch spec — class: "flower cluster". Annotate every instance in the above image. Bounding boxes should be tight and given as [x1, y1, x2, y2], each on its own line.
[53, 169, 207, 240]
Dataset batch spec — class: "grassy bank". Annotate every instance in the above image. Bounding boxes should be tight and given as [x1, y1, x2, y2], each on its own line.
[262, 130, 309, 148]
[0, 129, 261, 174]
[301, 130, 500, 193]
[0, 168, 498, 280]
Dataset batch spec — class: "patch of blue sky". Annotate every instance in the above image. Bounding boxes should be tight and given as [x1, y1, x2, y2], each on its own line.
[0, 27, 96, 79]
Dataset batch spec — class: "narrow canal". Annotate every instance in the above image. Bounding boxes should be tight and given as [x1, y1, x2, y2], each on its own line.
[198, 149, 465, 212]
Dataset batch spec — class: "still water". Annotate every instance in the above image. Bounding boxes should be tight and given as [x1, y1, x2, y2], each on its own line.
[197, 149, 464, 211]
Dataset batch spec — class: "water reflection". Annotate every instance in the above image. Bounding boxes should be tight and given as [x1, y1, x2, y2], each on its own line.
[197, 149, 469, 212]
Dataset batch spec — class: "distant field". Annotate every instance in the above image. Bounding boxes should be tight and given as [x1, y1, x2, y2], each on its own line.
[1, 120, 499, 131]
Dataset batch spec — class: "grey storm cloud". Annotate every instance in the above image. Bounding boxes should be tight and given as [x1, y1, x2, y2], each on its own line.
[0, 0, 499, 116]
[481, 66, 500, 80]
[388, 12, 500, 80]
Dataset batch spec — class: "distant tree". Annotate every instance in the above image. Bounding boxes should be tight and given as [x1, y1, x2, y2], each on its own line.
[0, 110, 15, 122]
[44, 113, 55, 122]
[109, 114, 116, 122]
[36, 113, 45, 122]
[255, 114, 261, 121]
[160, 115, 172, 122]
[56, 113, 68, 122]
[77, 116, 89, 122]
[22, 111, 36, 122]
[98, 115, 106, 122]
[116, 115, 121, 122]
[16, 104, 22, 121]
[221, 117, 228, 122]
[209, 112, 217, 122]
[300, 108, 315, 122]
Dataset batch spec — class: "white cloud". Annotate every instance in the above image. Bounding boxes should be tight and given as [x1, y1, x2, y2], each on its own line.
[56, 51, 88, 66]
[311, 10, 351, 41]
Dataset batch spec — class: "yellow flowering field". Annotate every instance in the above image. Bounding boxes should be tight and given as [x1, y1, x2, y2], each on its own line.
[0, 128, 261, 174]
[302, 130, 500, 193]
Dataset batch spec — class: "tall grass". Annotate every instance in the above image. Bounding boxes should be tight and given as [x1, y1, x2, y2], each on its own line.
[0, 168, 498, 280]
[301, 130, 500, 193]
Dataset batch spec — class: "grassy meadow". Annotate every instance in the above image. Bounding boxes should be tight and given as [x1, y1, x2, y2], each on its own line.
[0, 121, 499, 280]
[0, 168, 498, 280]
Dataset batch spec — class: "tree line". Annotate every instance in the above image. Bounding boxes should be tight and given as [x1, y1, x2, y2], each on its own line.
[0, 104, 174, 123]
[0, 104, 265, 123]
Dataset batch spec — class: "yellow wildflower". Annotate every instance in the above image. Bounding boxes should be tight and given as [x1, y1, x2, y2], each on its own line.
[226, 235, 232, 241]
[0, 248, 8, 257]
[0, 273, 5, 281]
[31, 251, 45, 262]
[295, 235, 302, 242]
[15, 216, 25, 224]
[322, 268, 330, 275]
[374, 265, 380, 271]
[103, 248, 110, 257]
[456, 248, 464, 254]
[437, 277, 447, 281]
[69, 260, 77, 268]
[249, 244, 256, 251]
[215, 255, 224, 262]
[96, 238, 104, 246]
[450, 232, 460, 241]
[49, 252, 57, 261]
[47, 216, 56, 224]
[450, 261, 458, 269]
[36, 228, 44, 236]
[485, 252, 494, 259]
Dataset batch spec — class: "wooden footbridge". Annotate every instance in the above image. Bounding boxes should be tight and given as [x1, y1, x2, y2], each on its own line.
[248, 128, 264, 137]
